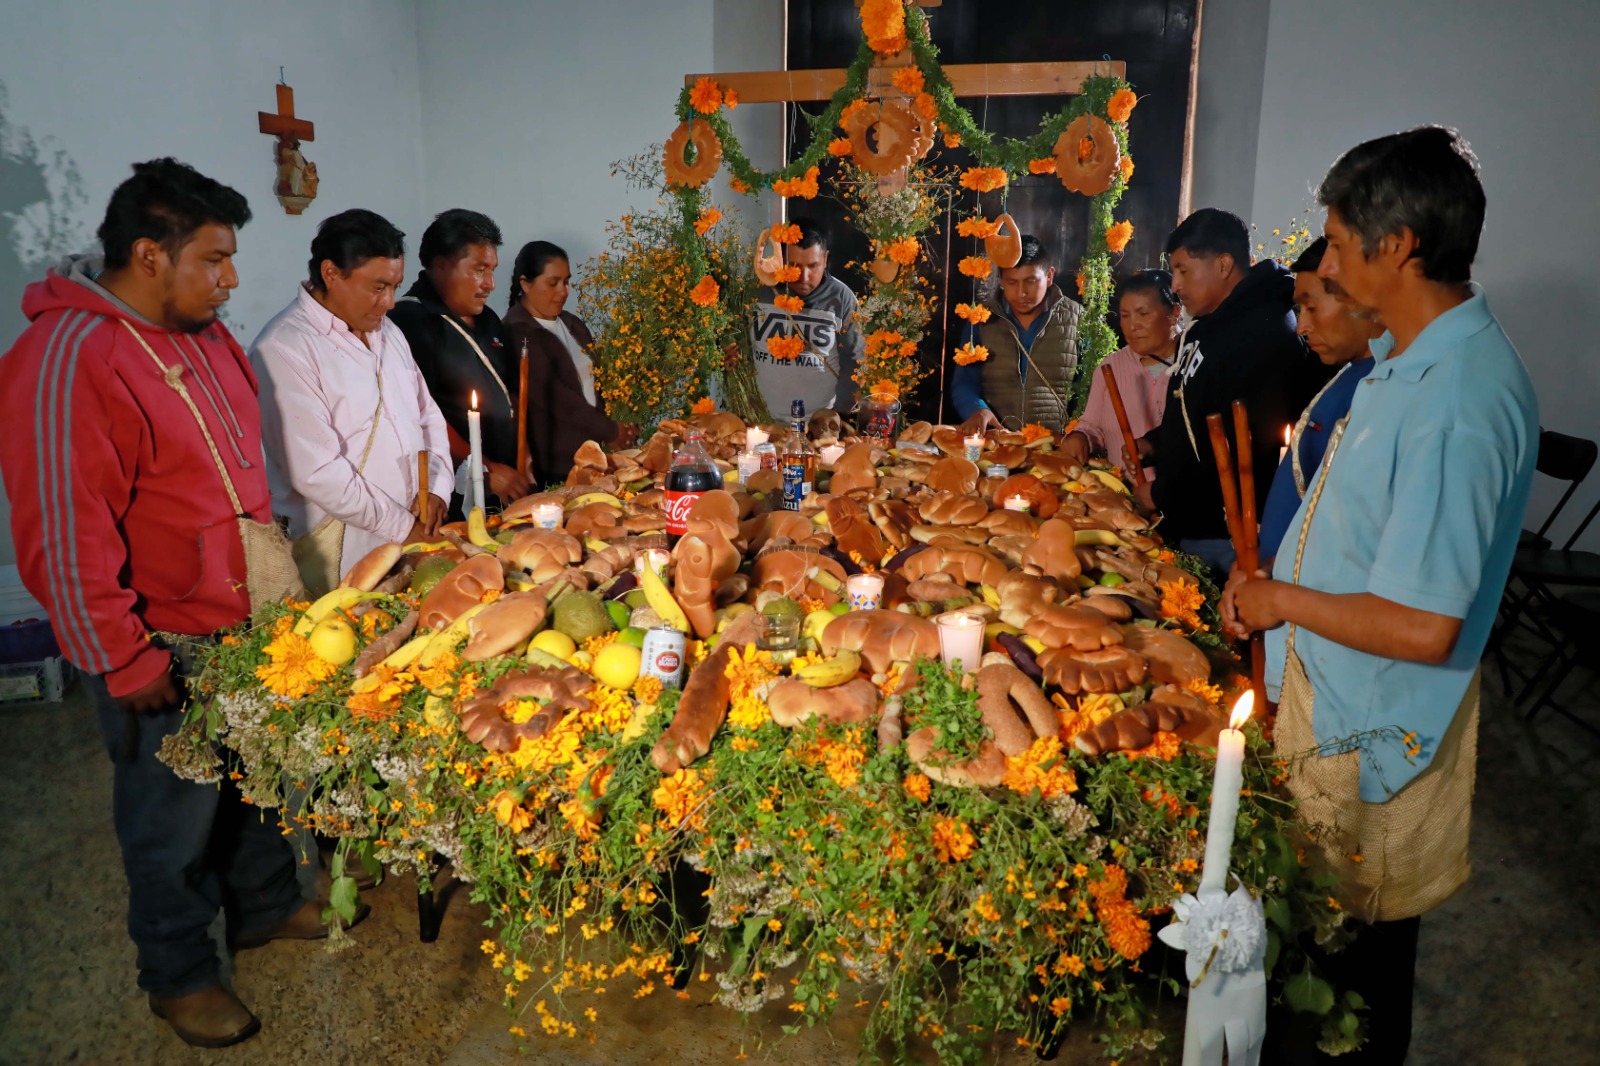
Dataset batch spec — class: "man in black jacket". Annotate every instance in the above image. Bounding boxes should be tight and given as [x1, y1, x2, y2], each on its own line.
[1134, 208, 1332, 572]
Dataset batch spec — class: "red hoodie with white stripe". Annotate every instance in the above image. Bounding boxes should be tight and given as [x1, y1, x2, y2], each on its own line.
[0, 255, 270, 697]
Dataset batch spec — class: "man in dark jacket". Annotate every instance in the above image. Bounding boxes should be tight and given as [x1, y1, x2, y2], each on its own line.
[1135, 208, 1333, 571]
[390, 209, 532, 505]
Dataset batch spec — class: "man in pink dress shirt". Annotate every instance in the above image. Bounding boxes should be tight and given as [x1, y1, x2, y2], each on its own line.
[250, 209, 453, 571]
[1062, 269, 1182, 473]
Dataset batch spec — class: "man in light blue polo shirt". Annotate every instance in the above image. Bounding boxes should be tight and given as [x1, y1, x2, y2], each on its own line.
[1232, 126, 1537, 1065]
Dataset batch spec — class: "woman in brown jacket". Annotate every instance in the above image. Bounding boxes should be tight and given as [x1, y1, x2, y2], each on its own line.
[502, 241, 635, 482]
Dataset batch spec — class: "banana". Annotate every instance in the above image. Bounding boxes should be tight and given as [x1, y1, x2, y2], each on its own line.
[505, 574, 537, 593]
[1086, 469, 1131, 495]
[423, 693, 456, 729]
[525, 647, 571, 669]
[811, 511, 831, 530]
[584, 537, 612, 554]
[984, 621, 1022, 643]
[979, 583, 1001, 608]
[1022, 635, 1046, 655]
[640, 562, 692, 632]
[794, 647, 862, 687]
[566, 491, 623, 512]
[401, 540, 452, 553]
[1073, 528, 1127, 548]
[466, 506, 500, 551]
[418, 602, 490, 668]
[293, 588, 381, 637]
[620, 700, 659, 743]
[349, 632, 433, 692]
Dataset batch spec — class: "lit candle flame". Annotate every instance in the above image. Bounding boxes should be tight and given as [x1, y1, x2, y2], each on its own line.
[471, 390, 479, 411]
[1229, 690, 1255, 731]
[1283, 425, 1292, 446]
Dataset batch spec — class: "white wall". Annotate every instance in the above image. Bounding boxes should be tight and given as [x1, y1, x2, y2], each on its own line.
[1195, 0, 1600, 550]
[0, 0, 427, 566]
[1188, 0, 1272, 220]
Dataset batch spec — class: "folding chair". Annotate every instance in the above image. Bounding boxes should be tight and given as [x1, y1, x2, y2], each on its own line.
[1520, 588, 1600, 734]
[1489, 430, 1597, 693]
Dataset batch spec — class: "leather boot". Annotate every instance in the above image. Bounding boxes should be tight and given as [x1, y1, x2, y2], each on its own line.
[149, 985, 260, 1048]
[230, 897, 371, 950]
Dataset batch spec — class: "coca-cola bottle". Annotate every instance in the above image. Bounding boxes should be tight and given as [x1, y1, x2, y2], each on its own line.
[665, 428, 722, 542]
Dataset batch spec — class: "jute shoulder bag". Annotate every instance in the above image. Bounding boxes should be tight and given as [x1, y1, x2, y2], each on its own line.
[1274, 416, 1479, 923]
[120, 321, 306, 614]
[289, 366, 385, 597]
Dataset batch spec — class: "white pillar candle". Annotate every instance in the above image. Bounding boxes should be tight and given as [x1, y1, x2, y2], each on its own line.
[533, 502, 564, 530]
[819, 444, 846, 468]
[746, 426, 770, 451]
[1198, 692, 1254, 895]
[963, 433, 984, 462]
[936, 611, 985, 675]
[1279, 425, 1291, 468]
[1004, 495, 1031, 512]
[468, 390, 485, 512]
[846, 572, 885, 611]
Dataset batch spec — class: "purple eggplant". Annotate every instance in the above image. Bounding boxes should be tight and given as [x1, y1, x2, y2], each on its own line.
[996, 632, 1044, 684]
[884, 543, 931, 571]
[602, 572, 639, 602]
[819, 544, 862, 576]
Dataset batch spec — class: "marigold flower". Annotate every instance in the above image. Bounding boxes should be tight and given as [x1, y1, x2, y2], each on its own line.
[692, 396, 716, 415]
[931, 815, 975, 862]
[860, 0, 907, 54]
[1119, 155, 1135, 182]
[1159, 579, 1206, 629]
[255, 631, 336, 699]
[903, 772, 931, 803]
[767, 333, 807, 361]
[689, 76, 723, 115]
[953, 342, 989, 366]
[892, 67, 925, 95]
[959, 166, 1008, 193]
[1049, 996, 1072, 1017]
[730, 177, 751, 194]
[1106, 220, 1134, 254]
[870, 378, 900, 399]
[957, 255, 994, 279]
[1075, 271, 1086, 296]
[1089, 865, 1151, 959]
[1107, 88, 1138, 124]
[773, 293, 804, 314]
[954, 302, 991, 325]
[1028, 157, 1058, 175]
[944, 132, 962, 148]
[770, 222, 803, 244]
[885, 237, 919, 266]
[771, 165, 820, 199]
[693, 206, 722, 236]
[776, 264, 802, 284]
[914, 92, 939, 121]
[689, 275, 720, 307]
[827, 137, 853, 157]
[956, 217, 1001, 240]
[840, 99, 868, 127]
[725, 88, 739, 110]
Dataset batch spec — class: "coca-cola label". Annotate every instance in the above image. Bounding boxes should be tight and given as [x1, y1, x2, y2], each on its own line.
[664, 490, 702, 536]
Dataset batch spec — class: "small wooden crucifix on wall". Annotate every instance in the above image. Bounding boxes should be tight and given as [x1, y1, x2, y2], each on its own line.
[258, 78, 318, 215]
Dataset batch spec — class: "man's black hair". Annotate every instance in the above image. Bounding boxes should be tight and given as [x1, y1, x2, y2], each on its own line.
[509, 240, 569, 310]
[1115, 268, 1177, 310]
[1317, 125, 1484, 284]
[1289, 236, 1327, 274]
[1012, 235, 1052, 271]
[418, 208, 503, 267]
[791, 217, 829, 252]
[1164, 207, 1250, 268]
[97, 158, 251, 271]
[307, 209, 405, 291]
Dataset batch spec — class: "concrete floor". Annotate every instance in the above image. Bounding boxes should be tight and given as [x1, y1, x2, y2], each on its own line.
[0, 635, 1595, 1066]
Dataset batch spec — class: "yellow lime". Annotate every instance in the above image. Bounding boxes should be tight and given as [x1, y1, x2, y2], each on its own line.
[308, 618, 358, 665]
[530, 630, 577, 660]
[593, 643, 642, 689]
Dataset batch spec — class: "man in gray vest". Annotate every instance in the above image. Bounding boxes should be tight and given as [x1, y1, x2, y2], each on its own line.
[953, 234, 1084, 434]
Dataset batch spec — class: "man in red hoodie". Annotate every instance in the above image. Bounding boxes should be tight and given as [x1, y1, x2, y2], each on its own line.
[0, 159, 361, 1048]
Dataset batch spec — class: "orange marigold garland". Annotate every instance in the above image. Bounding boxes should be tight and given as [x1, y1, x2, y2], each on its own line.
[1107, 88, 1139, 124]
[827, 137, 853, 157]
[956, 217, 1001, 240]
[772, 166, 820, 199]
[959, 166, 1008, 193]
[688, 76, 723, 115]
[1028, 157, 1058, 175]
[953, 342, 989, 366]
[885, 237, 919, 266]
[954, 302, 991, 325]
[691, 396, 716, 415]
[892, 66, 925, 95]
[770, 222, 803, 244]
[1106, 220, 1134, 254]
[1120, 155, 1135, 183]
[958, 255, 994, 279]
[773, 293, 804, 314]
[860, 0, 908, 55]
[767, 333, 807, 361]
[689, 275, 720, 307]
[724, 88, 739, 110]
[693, 206, 721, 236]
[1089, 865, 1152, 960]
[776, 264, 801, 284]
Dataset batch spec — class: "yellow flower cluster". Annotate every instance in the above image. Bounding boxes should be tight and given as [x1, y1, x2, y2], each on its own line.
[724, 645, 779, 731]
[1002, 737, 1079, 798]
[771, 166, 820, 199]
[892, 66, 925, 96]
[256, 626, 336, 699]
[953, 342, 989, 366]
[653, 768, 708, 830]
[866, 329, 917, 360]
[902, 772, 931, 803]
[931, 814, 976, 862]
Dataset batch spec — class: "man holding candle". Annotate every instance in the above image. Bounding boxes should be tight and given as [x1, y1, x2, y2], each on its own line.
[1232, 127, 1538, 1064]
[390, 208, 533, 506]
[251, 209, 453, 578]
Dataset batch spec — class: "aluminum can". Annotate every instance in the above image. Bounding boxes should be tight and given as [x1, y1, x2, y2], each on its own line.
[640, 625, 688, 689]
[755, 442, 779, 471]
[984, 464, 1009, 480]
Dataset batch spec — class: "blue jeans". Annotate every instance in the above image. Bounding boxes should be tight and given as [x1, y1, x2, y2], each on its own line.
[90, 665, 303, 998]
[1176, 537, 1237, 578]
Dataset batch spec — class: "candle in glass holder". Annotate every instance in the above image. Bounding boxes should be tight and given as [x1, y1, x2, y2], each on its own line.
[746, 426, 770, 451]
[1198, 692, 1254, 895]
[936, 611, 984, 675]
[634, 548, 671, 583]
[736, 450, 762, 485]
[819, 443, 846, 468]
[533, 502, 564, 530]
[963, 433, 984, 462]
[1004, 495, 1031, 513]
[846, 572, 885, 611]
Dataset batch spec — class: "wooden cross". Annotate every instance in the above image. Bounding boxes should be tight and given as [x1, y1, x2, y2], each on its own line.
[258, 83, 315, 143]
[685, 60, 1124, 105]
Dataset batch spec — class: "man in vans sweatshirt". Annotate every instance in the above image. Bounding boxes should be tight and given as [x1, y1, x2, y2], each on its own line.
[1135, 208, 1333, 572]
[0, 159, 358, 1049]
[748, 217, 863, 417]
